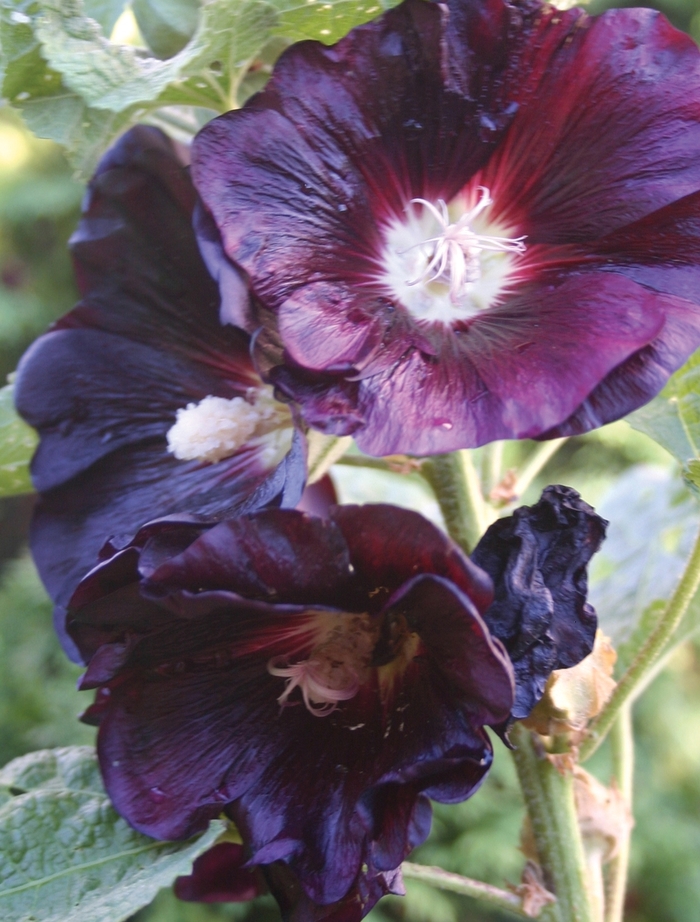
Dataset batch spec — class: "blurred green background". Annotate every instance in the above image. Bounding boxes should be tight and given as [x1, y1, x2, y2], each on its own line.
[1, 0, 700, 919]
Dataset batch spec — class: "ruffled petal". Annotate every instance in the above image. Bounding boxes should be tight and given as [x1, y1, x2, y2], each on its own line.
[68, 507, 513, 906]
[330, 504, 494, 613]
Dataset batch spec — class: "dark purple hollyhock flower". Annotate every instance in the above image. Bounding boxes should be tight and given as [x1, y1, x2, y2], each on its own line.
[14, 126, 305, 638]
[191, 0, 700, 456]
[67, 505, 514, 910]
[472, 486, 607, 720]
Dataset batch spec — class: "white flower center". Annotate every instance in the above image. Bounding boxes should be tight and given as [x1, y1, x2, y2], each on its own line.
[267, 613, 378, 717]
[166, 386, 292, 464]
[380, 187, 526, 324]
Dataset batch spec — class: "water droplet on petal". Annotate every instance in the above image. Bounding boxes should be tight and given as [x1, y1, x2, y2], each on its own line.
[432, 418, 453, 430]
[337, 203, 348, 213]
[149, 786, 167, 804]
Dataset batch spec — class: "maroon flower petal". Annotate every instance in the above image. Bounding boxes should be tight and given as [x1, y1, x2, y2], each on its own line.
[146, 509, 353, 604]
[330, 504, 494, 613]
[479, 7, 700, 243]
[175, 843, 265, 903]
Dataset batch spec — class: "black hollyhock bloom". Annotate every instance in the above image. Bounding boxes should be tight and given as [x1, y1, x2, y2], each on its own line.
[14, 127, 305, 653]
[67, 505, 515, 911]
[471, 485, 607, 720]
[192, 0, 700, 456]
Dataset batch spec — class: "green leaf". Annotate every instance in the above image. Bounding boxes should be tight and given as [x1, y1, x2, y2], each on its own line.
[0, 384, 37, 497]
[131, 0, 199, 59]
[627, 348, 700, 466]
[0, 746, 224, 922]
[32, 0, 276, 113]
[589, 465, 700, 671]
[271, 0, 396, 45]
[1, 3, 141, 173]
[82, 0, 125, 34]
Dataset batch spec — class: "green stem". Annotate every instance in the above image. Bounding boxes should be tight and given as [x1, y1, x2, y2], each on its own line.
[513, 439, 568, 500]
[580, 523, 700, 762]
[604, 705, 634, 922]
[401, 863, 532, 918]
[421, 451, 486, 554]
[511, 724, 597, 922]
[482, 441, 504, 494]
[334, 454, 418, 473]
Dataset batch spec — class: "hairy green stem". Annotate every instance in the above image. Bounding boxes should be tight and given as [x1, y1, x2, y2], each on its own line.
[580, 523, 700, 762]
[421, 451, 486, 553]
[604, 705, 634, 922]
[401, 863, 531, 918]
[513, 439, 568, 500]
[511, 725, 596, 922]
[482, 441, 504, 494]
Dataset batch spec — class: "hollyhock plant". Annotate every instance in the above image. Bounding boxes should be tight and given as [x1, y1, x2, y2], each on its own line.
[67, 504, 516, 912]
[63, 492, 605, 917]
[13, 126, 305, 631]
[191, 0, 700, 457]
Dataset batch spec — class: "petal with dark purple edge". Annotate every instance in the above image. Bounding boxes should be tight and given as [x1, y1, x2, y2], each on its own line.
[471, 486, 607, 719]
[191, 0, 526, 308]
[15, 125, 305, 616]
[146, 509, 352, 604]
[31, 430, 305, 615]
[477, 6, 700, 243]
[329, 504, 494, 614]
[538, 193, 700, 437]
[175, 842, 265, 903]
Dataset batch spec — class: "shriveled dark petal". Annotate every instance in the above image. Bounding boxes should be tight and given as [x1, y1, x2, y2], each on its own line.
[330, 504, 493, 613]
[471, 486, 606, 718]
[268, 365, 365, 439]
[191, 0, 523, 308]
[32, 432, 305, 611]
[479, 6, 700, 243]
[147, 510, 352, 604]
[174, 842, 265, 903]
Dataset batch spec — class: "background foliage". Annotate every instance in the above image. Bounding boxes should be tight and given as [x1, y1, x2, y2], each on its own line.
[1, 0, 700, 920]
